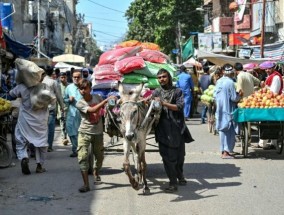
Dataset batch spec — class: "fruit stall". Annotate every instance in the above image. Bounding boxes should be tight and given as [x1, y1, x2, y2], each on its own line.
[233, 88, 284, 157]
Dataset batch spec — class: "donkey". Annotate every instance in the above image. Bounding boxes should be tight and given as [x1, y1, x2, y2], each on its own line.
[117, 82, 161, 194]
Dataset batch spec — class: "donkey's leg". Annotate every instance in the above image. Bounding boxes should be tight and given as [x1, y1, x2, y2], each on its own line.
[141, 151, 150, 195]
[123, 140, 139, 190]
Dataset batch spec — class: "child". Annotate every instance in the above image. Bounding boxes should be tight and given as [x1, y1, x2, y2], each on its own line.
[75, 79, 116, 192]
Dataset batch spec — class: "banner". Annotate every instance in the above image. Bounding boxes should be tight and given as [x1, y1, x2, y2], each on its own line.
[182, 36, 194, 61]
[234, 0, 247, 22]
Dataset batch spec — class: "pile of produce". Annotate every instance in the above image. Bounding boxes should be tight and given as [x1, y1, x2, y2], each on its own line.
[238, 88, 284, 108]
[0, 98, 11, 113]
[200, 85, 215, 104]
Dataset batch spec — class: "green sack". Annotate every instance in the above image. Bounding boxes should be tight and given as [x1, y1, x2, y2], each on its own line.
[145, 77, 160, 89]
[122, 73, 148, 84]
[134, 61, 177, 78]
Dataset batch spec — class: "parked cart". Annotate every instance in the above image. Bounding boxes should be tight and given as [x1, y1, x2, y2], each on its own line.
[233, 108, 284, 157]
[201, 99, 217, 135]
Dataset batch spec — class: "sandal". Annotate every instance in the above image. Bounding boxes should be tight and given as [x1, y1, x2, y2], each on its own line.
[78, 186, 90, 193]
[178, 178, 187, 186]
[94, 175, 102, 184]
[165, 185, 178, 193]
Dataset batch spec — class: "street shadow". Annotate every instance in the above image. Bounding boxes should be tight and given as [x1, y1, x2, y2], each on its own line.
[146, 162, 241, 202]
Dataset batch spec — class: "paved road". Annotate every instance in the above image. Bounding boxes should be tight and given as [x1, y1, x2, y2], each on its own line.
[1, 113, 284, 215]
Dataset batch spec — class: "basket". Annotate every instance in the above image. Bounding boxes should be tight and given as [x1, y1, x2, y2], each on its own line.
[259, 122, 282, 139]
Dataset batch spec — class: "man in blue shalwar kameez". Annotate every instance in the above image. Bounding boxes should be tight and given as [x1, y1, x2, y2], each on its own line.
[64, 70, 83, 157]
[214, 64, 243, 159]
[176, 65, 194, 121]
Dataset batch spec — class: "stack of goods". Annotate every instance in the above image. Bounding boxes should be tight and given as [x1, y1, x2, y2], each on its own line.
[92, 40, 178, 97]
[238, 88, 284, 108]
[200, 85, 215, 106]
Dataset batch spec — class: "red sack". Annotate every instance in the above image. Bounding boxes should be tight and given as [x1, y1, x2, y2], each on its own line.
[137, 50, 169, 64]
[98, 46, 142, 65]
[93, 64, 121, 80]
[114, 56, 145, 74]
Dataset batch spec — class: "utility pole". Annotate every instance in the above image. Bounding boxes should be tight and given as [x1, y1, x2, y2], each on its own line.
[260, 0, 266, 58]
[177, 20, 182, 64]
[37, 0, 41, 58]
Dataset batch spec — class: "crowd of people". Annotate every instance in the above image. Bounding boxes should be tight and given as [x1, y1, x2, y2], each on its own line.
[1, 59, 283, 193]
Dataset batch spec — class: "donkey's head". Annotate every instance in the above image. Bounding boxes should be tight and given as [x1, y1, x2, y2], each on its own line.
[118, 82, 144, 141]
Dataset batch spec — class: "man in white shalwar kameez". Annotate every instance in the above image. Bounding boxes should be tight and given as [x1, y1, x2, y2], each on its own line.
[10, 84, 49, 174]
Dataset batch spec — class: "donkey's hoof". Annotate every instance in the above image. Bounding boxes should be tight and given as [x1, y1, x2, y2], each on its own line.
[131, 181, 140, 190]
[143, 187, 150, 195]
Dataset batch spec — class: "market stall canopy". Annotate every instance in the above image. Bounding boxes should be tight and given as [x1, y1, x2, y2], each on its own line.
[183, 57, 202, 68]
[52, 54, 85, 64]
[197, 50, 270, 66]
[54, 62, 83, 72]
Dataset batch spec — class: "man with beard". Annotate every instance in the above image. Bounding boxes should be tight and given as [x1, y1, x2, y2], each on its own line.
[258, 61, 283, 149]
[64, 70, 83, 157]
[152, 68, 194, 193]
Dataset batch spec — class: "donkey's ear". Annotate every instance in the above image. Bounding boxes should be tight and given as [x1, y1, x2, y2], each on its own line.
[118, 81, 124, 94]
[135, 82, 144, 94]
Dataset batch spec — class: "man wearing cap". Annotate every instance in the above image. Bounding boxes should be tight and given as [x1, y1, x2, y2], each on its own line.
[258, 61, 283, 150]
[82, 68, 93, 82]
[214, 63, 243, 159]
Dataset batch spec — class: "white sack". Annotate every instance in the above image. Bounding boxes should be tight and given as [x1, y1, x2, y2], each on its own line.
[30, 83, 56, 110]
[15, 58, 44, 87]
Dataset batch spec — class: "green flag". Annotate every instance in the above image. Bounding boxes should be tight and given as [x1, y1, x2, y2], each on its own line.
[182, 36, 194, 62]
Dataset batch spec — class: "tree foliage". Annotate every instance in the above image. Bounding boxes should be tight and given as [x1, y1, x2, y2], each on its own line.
[125, 0, 204, 59]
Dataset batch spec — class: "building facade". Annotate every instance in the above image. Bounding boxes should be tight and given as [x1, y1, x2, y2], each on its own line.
[200, 0, 284, 59]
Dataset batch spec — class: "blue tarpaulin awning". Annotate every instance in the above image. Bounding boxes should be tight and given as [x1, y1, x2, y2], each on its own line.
[4, 33, 32, 58]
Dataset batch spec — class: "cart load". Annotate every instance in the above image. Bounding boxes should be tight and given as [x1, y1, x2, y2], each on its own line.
[0, 98, 11, 113]
[238, 88, 284, 109]
[200, 85, 215, 106]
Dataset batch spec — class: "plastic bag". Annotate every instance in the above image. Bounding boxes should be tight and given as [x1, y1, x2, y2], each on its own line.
[30, 83, 56, 110]
[15, 58, 44, 87]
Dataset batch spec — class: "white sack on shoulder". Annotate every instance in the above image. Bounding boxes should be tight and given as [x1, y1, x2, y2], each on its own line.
[30, 83, 56, 110]
[15, 58, 44, 87]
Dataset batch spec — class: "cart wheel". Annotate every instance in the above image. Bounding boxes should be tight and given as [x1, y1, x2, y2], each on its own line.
[276, 124, 284, 154]
[241, 123, 249, 157]
[88, 144, 94, 175]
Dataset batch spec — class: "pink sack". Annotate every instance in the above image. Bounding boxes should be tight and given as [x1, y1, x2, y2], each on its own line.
[137, 50, 169, 64]
[98, 46, 142, 65]
[93, 64, 121, 80]
[114, 56, 145, 74]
